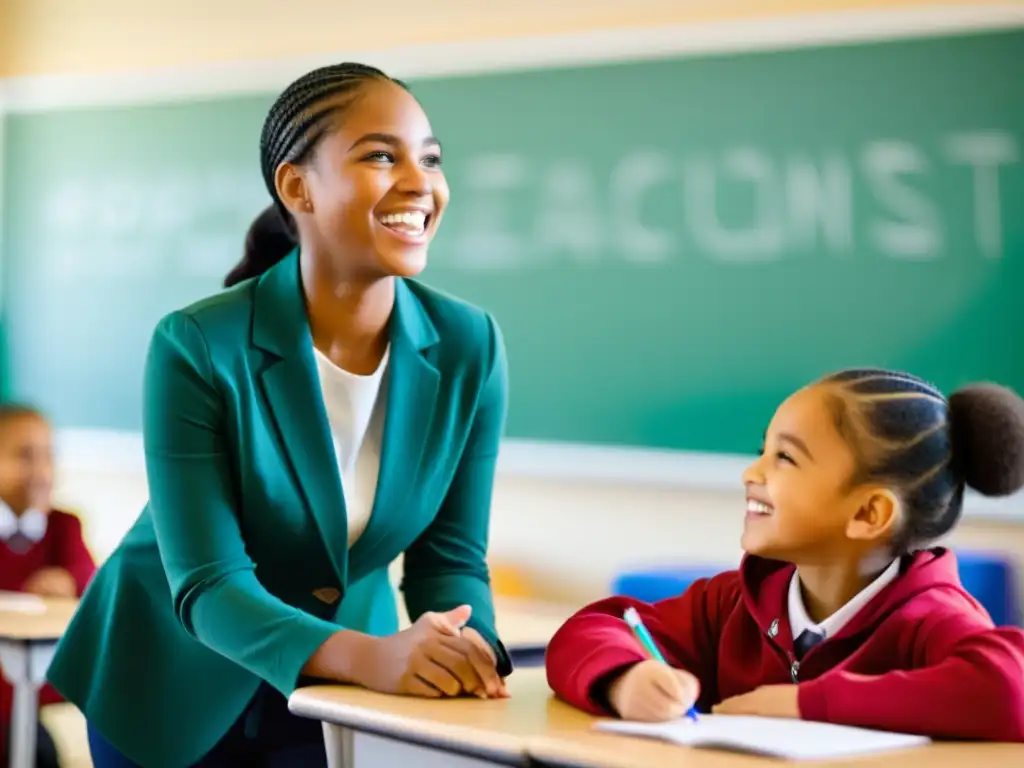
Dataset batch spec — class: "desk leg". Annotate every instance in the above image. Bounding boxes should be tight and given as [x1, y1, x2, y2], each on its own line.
[322, 723, 354, 768]
[0, 640, 57, 768]
[10, 681, 39, 768]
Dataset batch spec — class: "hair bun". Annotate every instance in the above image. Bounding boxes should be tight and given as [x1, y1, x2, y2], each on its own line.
[948, 382, 1024, 496]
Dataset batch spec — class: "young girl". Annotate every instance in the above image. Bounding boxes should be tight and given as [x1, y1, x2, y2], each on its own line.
[0, 404, 95, 597]
[0, 403, 96, 766]
[546, 369, 1024, 742]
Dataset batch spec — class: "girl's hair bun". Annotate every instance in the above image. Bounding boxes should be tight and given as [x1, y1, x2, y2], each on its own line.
[948, 383, 1024, 497]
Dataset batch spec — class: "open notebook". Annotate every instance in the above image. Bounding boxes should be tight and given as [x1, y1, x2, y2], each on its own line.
[595, 715, 931, 761]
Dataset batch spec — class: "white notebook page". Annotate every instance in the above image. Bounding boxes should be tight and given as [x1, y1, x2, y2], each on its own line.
[595, 714, 931, 760]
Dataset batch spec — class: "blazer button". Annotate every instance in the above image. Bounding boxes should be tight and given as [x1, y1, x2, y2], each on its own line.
[312, 587, 341, 605]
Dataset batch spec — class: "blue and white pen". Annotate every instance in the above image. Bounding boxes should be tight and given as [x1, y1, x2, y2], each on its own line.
[623, 606, 698, 721]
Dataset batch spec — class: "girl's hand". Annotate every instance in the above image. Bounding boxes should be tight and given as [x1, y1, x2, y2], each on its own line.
[713, 685, 800, 718]
[22, 567, 77, 598]
[607, 660, 700, 722]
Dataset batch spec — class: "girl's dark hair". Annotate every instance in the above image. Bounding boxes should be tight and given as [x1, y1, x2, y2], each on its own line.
[820, 368, 1024, 550]
[0, 402, 45, 428]
[223, 62, 408, 288]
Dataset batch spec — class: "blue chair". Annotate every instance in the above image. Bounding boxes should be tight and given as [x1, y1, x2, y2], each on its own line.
[611, 565, 729, 603]
[955, 550, 1022, 627]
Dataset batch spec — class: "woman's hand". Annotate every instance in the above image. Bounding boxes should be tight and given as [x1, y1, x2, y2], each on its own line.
[460, 626, 510, 698]
[607, 660, 700, 722]
[353, 605, 506, 698]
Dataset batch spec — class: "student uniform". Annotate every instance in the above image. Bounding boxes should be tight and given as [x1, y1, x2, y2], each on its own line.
[547, 549, 1024, 741]
[46, 250, 512, 768]
[0, 506, 96, 766]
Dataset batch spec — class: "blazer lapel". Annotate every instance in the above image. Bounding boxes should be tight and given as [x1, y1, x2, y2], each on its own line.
[348, 280, 440, 574]
[252, 250, 349, 586]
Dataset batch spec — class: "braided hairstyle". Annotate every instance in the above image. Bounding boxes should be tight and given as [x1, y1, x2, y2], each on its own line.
[224, 63, 409, 288]
[820, 368, 1024, 550]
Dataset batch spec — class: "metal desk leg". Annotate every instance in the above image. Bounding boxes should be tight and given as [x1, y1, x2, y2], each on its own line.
[322, 722, 355, 768]
[9, 679, 38, 768]
[0, 639, 57, 768]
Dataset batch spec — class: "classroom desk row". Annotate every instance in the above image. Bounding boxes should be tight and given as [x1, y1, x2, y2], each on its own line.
[0, 592, 79, 768]
[0, 593, 570, 768]
[5, 593, 1024, 768]
[289, 669, 1024, 768]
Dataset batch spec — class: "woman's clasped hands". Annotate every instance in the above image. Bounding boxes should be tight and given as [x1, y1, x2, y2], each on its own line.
[351, 604, 509, 699]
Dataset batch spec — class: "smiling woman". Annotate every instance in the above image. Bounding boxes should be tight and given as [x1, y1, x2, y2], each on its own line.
[43, 63, 511, 768]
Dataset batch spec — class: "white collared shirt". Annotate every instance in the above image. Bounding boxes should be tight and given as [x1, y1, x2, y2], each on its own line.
[313, 345, 389, 548]
[0, 502, 48, 544]
[788, 558, 901, 641]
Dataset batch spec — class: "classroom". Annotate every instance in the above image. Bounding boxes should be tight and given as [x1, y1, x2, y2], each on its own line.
[2, 1, 1024, 767]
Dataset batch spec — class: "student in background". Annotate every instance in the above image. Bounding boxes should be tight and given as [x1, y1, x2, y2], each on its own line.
[0, 403, 96, 767]
[547, 369, 1024, 742]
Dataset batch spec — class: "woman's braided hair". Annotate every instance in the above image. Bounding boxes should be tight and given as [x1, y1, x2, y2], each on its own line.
[224, 63, 408, 288]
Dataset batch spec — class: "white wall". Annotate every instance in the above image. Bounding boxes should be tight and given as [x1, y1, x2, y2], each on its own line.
[1, 0, 950, 77]
[53, 438, 1024, 606]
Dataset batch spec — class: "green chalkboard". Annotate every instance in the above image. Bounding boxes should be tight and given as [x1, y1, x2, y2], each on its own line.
[2, 29, 1022, 454]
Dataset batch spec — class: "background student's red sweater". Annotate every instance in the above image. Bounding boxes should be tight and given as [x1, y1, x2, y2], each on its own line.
[0, 509, 96, 733]
[546, 548, 1024, 742]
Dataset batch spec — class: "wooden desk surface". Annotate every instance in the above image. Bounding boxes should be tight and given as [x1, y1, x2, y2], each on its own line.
[290, 668, 1024, 768]
[290, 668, 573, 761]
[0, 592, 78, 641]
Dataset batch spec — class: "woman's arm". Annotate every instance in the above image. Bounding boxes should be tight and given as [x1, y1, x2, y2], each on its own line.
[144, 311, 357, 695]
[400, 313, 511, 675]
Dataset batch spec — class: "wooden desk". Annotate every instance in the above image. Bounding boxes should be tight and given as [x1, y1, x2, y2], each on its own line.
[0, 593, 78, 768]
[290, 668, 1024, 768]
[289, 668, 575, 767]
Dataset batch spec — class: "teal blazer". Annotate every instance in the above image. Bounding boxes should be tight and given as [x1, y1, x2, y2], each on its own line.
[46, 250, 511, 768]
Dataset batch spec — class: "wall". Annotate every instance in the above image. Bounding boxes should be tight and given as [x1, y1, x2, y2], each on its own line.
[2, 0, 959, 77]
[52, 462, 1024, 606]
[6, 0, 1024, 606]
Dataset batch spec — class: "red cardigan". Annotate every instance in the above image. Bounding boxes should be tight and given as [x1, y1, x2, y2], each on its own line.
[0, 509, 96, 733]
[0, 509, 95, 596]
[546, 549, 1024, 742]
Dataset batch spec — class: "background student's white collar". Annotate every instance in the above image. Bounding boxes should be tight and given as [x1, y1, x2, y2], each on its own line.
[788, 558, 901, 641]
[0, 501, 48, 542]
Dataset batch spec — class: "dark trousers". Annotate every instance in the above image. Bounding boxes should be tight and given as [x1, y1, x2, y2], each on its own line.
[87, 683, 327, 768]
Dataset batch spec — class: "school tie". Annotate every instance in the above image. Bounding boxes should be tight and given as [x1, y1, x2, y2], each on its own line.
[4, 532, 33, 555]
[794, 629, 825, 660]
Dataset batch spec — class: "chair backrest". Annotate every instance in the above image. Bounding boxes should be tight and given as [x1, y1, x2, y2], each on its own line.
[955, 551, 1022, 627]
[611, 565, 729, 604]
